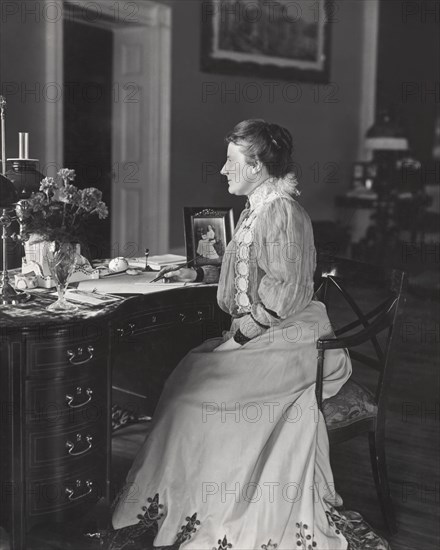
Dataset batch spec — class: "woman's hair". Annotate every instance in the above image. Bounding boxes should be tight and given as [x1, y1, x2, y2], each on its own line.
[225, 119, 295, 179]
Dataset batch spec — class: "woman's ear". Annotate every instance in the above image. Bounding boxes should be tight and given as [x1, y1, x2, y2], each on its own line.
[252, 161, 262, 174]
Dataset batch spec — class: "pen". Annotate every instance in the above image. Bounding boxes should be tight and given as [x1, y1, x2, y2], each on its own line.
[149, 258, 197, 283]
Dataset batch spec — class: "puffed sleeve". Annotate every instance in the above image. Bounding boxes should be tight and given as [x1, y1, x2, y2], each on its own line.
[234, 198, 316, 343]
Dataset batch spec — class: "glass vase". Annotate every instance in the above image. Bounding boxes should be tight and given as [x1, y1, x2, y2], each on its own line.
[45, 241, 78, 312]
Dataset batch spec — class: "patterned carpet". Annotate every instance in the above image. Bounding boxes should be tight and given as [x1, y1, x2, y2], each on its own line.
[84, 496, 391, 550]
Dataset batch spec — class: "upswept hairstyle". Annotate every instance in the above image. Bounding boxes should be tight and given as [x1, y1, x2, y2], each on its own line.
[225, 119, 299, 196]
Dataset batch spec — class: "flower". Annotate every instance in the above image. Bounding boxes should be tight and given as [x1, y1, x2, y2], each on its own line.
[40, 177, 57, 195]
[58, 168, 76, 182]
[19, 168, 108, 245]
[81, 188, 103, 211]
[94, 201, 109, 219]
[26, 192, 47, 212]
[58, 184, 81, 205]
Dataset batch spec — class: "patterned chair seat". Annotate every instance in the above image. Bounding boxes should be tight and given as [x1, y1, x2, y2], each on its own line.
[323, 379, 378, 430]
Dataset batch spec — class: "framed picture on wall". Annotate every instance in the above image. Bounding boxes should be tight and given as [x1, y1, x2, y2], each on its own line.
[184, 207, 235, 267]
[200, 0, 332, 82]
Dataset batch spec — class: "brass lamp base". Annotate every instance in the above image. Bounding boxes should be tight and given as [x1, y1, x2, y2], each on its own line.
[0, 280, 30, 305]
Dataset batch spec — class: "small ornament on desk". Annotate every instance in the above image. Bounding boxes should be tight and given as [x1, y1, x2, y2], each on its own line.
[108, 256, 129, 273]
[143, 248, 155, 272]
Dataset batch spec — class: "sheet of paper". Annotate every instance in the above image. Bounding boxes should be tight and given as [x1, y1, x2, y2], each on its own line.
[77, 273, 202, 294]
[63, 289, 123, 305]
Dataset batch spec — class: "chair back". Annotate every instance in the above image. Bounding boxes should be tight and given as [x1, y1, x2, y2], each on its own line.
[313, 254, 406, 417]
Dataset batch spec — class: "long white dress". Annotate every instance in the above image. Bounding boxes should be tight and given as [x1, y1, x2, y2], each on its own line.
[112, 178, 352, 549]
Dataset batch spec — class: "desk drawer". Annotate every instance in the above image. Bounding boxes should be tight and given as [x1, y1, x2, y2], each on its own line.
[26, 465, 105, 518]
[26, 374, 106, 426]
[114, 303, 215, 339]
[27, 420, 105, 471]
[26, 335, 107, 377]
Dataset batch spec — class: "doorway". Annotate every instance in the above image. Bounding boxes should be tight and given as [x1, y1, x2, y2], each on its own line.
[47, 0, 171, 258]
[64, 20, 113, 258]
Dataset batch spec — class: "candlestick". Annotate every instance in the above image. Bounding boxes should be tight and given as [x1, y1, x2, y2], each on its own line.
[0, 208, 30, 305]
[143, 248, 154, 271]
[19, 132, 29, 160]
[0, 96, 6, 175]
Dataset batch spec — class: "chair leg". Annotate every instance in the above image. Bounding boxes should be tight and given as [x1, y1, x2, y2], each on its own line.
[368, 430, 397, 534]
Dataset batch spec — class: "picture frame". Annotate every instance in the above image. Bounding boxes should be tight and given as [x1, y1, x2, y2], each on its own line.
[183, 207, 235, 267]
[200, 0, 332, 82]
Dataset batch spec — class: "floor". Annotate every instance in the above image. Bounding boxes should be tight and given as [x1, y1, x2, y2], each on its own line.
[330, 292, 440, 550]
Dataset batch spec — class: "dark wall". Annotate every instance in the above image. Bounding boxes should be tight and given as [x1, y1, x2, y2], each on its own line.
[0, 1, 369, 256]
[0, 1, 49, 165]
[376, 0, 440, 162]
[168, 0, 366, 250]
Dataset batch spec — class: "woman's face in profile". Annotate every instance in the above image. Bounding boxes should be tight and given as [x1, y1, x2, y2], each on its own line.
[221, 142, 259, 196]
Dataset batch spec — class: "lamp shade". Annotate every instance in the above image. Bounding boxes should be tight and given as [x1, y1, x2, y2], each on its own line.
[366, 112, 409, 151]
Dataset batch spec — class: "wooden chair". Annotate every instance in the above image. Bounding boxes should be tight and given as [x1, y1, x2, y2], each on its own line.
[313, 254, 406, 535]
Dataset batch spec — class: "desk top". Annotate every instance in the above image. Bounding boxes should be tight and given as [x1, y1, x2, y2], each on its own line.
[0, 285, 218, 331]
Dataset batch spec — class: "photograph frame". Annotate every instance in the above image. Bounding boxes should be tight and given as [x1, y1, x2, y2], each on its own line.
[183, 207, 235, 267]
[200, 0, 333, 83]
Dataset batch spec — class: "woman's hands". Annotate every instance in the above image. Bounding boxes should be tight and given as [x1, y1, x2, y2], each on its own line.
[213, 338, 242, 352]
[155, 265, 197, 283]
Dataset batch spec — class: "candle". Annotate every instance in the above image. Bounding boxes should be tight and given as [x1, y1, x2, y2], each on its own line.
[0, 96, 5, 175]
[19, 132, 29, 159]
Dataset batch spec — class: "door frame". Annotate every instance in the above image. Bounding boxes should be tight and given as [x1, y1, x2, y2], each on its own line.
[45, 0, 172, 253]
[357, 0, 380, 161]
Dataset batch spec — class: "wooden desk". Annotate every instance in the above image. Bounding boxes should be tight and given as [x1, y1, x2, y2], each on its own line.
[0, 286, 228, 549]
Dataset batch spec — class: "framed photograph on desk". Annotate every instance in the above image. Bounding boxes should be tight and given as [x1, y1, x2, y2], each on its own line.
[183, 207, 235, 267]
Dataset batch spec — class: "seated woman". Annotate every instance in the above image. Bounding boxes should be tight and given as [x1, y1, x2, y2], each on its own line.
[110, 120, 383, 549]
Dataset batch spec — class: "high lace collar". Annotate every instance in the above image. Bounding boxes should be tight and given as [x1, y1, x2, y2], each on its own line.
[245, 173, 300, 211]
[247, 177, 279, 211]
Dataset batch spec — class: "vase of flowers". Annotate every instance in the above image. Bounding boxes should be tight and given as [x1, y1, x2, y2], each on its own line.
[17, 168, 108, 311]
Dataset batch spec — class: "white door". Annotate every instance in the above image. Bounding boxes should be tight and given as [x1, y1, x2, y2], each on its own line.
[111, 10, 171, 258]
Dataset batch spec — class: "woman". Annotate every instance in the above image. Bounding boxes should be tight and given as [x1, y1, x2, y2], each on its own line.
[196, 225, 219, 259]
[110, 121, 378, 549]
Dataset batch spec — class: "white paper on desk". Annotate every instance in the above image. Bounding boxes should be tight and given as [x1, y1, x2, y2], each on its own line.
[77, 272, 201, 294]
[63, 289, 123, 305]
[128, 254, 186, 269]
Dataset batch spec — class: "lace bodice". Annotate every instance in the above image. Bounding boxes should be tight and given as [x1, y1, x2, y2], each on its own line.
[217, 177, 316, 340]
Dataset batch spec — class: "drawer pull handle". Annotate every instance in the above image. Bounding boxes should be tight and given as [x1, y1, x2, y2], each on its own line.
[65, 387, 93, 409]
[67, 345, 94, 365]
[179, 310, 204, 324]
[65, 479, 93, 501]
[116, 322, 136, 338]
[66, 434, 93, 456]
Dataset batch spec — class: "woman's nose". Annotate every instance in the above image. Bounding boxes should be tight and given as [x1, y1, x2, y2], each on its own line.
[220, 164, 227, 175]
